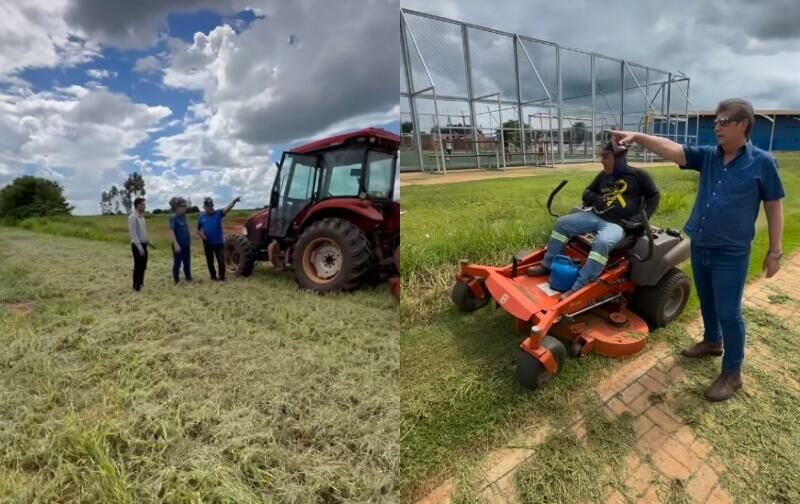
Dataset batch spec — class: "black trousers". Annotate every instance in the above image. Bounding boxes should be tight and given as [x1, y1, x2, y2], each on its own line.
[131, 243, 148, 290]
[203, 241, 225, 280]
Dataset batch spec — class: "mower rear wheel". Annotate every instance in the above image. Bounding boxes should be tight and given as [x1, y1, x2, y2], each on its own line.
[224, 233, 256, 277]
[292, 218, 371, 293]
[451, 280, 489, 312]
[634, 267, 691, 328]
[516, 335, 567, 391]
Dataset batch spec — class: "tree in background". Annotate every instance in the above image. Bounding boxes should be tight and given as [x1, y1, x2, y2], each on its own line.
[100, 172, 146, 215]
[122, 172, 145, 213]
[401, 121, 414, 133]
[0, 176, 73, 221]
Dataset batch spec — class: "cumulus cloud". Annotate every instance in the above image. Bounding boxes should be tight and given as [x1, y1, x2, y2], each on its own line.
[0, 0, 99, 76]
[0, 85, 171, 214]
[86, 68, 116, 79]
[161, 0, 399, 145]
[63, 0, 239, 49]
[133, 54, 163, 74]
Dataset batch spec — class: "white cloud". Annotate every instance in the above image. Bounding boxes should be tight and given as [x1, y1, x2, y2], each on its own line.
[133, 54, 162, 74]
[160, 0, 398, 146]
[0, 85, 172, 214]
[86, 68, 116, 79]
[0, 1, 99, 77]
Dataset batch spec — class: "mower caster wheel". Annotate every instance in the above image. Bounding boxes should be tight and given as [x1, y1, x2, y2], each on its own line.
[516, 335, 567, 391]
[451, 280, 489, 312]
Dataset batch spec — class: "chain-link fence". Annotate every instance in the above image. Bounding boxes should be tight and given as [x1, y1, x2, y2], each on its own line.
[400, 9, 699, 173]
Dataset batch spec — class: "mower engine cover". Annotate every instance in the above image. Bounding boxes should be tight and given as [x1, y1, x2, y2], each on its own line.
[629, 230, 690, 286]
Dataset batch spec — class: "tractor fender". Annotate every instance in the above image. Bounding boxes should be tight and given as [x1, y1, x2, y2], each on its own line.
[298, 199, 384, 233]
[629, 232, 690, 286]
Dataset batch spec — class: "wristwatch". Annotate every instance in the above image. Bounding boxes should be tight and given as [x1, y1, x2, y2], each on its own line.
[768, 250, 783, 259]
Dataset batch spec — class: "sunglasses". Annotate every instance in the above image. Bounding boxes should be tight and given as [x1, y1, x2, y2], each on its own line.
[713, 116, 739, 127]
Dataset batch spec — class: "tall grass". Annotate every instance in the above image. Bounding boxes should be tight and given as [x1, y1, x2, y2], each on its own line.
[0, 228, 399, 502]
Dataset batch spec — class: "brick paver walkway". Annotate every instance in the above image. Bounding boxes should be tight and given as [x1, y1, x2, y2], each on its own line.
[417, 252, 800, 504]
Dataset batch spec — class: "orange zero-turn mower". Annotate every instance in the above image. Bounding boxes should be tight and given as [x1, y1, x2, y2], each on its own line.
[451, 180, 692, 390]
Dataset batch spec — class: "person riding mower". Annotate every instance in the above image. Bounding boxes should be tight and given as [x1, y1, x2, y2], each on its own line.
[526, 141, 661, 299]
[451, 141, 692, 390]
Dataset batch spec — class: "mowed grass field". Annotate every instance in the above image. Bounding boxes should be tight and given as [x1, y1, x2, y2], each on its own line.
[0, 216, 399, 502]
[399, 153, 800, 501]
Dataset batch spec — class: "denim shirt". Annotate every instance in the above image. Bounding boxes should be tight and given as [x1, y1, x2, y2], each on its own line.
[680, 142, 785, 251]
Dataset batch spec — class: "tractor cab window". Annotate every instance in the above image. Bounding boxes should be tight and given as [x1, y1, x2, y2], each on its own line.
[365, 150, 395, 199]
[286, 158, 316, 200]
[320, 147, 364, 198]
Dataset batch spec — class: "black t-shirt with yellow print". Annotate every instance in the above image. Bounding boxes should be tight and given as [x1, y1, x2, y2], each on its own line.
[582, 165, 660, 228]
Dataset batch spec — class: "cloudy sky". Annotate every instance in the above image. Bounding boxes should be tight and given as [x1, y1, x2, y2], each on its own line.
[0, 0, 398, 214]
[401, 0, 800, 116]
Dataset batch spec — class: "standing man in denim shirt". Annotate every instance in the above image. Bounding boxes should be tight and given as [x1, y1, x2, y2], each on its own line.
[169, 197, 192, 284]
[197, 196, 241, 281]
[610, 98, 785, 402]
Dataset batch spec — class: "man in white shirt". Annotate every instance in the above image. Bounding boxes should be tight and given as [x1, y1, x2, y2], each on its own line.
[128, 197, 150, 291]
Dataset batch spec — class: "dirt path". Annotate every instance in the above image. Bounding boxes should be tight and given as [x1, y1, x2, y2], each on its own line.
[400, 162, 676, 187]
[417, 252, 800, 504]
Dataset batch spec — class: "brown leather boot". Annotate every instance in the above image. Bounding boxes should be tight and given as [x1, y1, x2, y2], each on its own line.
[526, 264, 549, 277]
[705, 369, 742, 402]
[681, 341, 723, 358]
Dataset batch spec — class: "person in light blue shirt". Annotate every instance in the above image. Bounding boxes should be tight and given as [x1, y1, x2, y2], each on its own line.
[610, 98, 785, 402]
[197, 196, 241, 281]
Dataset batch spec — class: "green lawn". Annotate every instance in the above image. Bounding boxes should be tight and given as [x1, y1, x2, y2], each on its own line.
[399, 154, 800, 501]
[0, 228, 398, 502]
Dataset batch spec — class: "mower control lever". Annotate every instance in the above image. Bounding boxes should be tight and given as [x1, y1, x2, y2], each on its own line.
[547, 180, 569, 218]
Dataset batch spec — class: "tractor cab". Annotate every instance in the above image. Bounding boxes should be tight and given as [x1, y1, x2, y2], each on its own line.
[226, 128, 400, 296]
[266, 128, 399, 240]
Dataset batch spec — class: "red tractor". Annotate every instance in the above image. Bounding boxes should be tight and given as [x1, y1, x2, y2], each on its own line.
[223, 128, 400, 298]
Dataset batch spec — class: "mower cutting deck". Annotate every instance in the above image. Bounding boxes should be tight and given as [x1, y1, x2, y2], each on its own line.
[452, 180, 691, 390]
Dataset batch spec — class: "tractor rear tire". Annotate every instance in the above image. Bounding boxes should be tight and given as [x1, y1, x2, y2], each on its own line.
[224, 233, 256, 277]
[451, 280, 489, 312]
[292, 218, 371, 293]
[516, 335, 567, 391]
[634, 267, 691, 329]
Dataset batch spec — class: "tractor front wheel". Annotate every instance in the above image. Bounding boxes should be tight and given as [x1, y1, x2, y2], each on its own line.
[292, 218, 371, 293]
[516, 335, 567, 391]
[224, 233, 256, 277]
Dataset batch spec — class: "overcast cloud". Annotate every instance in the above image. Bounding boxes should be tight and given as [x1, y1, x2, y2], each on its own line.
[401, 0, 800, 111]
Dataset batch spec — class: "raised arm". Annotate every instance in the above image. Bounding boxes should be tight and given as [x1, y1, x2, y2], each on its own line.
[222, 196, 241, 216]
[608, 131, 687, 166]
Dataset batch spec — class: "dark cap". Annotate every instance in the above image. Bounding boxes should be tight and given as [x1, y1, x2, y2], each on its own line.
[203, 197, 214, 208]
[601, 140, 628, 158]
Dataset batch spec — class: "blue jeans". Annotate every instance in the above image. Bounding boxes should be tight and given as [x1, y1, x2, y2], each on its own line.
[691, 243, 750, 370]
[542, 211, 625, 291]
[172, 245, 192, 282]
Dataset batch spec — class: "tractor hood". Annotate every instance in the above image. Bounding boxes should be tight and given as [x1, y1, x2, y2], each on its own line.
[245, 207, 270, 233]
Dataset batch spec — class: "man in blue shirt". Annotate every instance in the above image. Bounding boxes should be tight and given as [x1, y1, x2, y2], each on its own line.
[610, 98, 785, 402]
[169, 197, 192, 284]
[197, 196, 241, 281]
